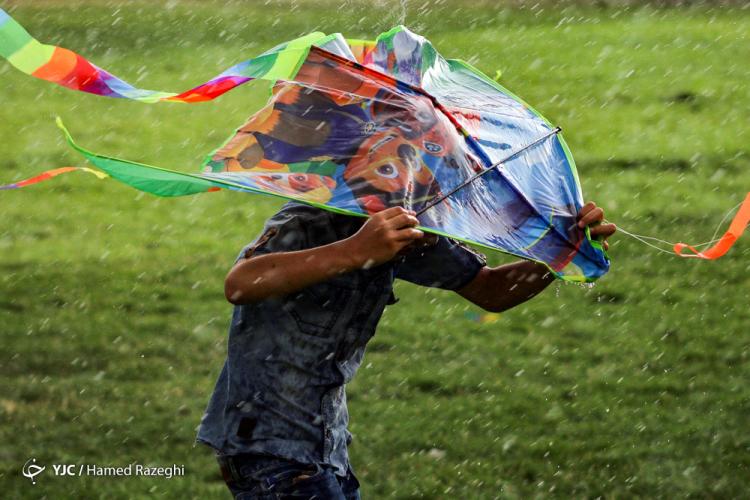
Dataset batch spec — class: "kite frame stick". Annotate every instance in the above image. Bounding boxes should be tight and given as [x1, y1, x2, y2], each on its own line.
[416, 127, 561, 216]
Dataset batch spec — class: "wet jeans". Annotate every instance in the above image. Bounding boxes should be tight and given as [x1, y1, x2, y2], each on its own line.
[217, 453, 361, 499]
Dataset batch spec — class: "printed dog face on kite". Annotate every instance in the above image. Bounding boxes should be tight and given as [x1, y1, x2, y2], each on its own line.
[255, 172, 337, 203]
[207, 79, 449, 213]
[344, 132, 441, 213]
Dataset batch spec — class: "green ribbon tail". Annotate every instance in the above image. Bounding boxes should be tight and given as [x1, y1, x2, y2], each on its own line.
[56, 117, 260, 197]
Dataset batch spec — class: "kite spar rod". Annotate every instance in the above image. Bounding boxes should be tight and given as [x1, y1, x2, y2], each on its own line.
[415, 126, 561, 216]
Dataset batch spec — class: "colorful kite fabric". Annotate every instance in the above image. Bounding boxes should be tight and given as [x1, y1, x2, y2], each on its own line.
[0, 7, 333, 103]
[1, 8, 611, 282]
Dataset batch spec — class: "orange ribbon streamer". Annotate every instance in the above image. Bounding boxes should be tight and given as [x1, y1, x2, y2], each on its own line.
[674, 192, 750, 259]
[0, 166, 108, 190]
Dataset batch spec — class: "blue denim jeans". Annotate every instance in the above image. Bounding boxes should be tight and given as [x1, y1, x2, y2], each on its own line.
[217, 453, 361, 499]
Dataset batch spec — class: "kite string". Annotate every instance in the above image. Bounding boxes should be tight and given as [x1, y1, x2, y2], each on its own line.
[610, 224, 677, 255]
[608, 200, 744, 255]
[707, 200, 743, 243]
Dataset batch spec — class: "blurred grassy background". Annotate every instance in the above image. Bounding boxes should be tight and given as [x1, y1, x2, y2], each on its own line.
[1, 1, 749, 498]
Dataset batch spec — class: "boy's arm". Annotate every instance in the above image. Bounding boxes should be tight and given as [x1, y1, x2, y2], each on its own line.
[456, 260, 555, 313]
[457, 201, 617, 313]
[225, 206, 422, 304]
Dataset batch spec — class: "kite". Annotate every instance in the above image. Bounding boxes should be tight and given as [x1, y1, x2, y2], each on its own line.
[2, 9, 743, 281]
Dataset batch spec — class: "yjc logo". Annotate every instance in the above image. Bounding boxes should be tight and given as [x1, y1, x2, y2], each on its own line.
[22, 458, 45, 485]
[53, 464, 77, 476]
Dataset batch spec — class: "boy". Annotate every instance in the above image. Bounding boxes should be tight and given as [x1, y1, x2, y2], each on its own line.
[198, 201, 615, 499]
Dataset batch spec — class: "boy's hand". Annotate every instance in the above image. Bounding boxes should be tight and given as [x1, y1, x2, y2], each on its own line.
[577, 201, 617, 250]
[343, 207, 425, 268]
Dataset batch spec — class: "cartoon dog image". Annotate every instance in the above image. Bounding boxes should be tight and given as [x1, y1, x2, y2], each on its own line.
[343, 132, 442, 214]
[254, 172, 337, 203]
[210, 83, 371, 172]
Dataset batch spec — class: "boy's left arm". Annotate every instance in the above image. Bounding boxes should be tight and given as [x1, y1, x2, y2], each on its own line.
[456, 201, 616, 313]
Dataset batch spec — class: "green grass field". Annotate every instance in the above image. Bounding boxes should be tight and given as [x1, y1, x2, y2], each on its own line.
[1, 1, 749, 498]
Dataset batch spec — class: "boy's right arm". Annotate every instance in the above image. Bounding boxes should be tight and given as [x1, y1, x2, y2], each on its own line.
[225, 206, 423, 305]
